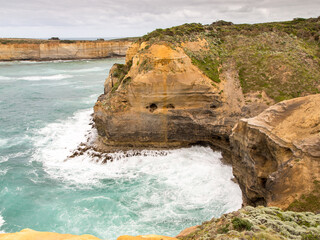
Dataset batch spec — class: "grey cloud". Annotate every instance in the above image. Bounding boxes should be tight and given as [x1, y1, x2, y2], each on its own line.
[0, 0, 319, 38]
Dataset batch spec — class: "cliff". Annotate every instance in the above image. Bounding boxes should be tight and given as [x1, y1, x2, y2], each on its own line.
[94, 41, 241, 151]
[93, 17, 320, 153]
[0, 228, 100, 240]
[231, 94, 320, 211]
[0, 39, 132, 61]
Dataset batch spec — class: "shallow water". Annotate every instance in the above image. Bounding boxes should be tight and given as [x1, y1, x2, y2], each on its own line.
[0, 59, 242, 239]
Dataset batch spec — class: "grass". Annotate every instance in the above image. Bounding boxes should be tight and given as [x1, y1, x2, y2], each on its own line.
[110, 60, 133, 93]
[188, 54, 221, 83]
[287, 181, 320, 213]
[231, 217, 253, 231]
[137, 16, 320, 103]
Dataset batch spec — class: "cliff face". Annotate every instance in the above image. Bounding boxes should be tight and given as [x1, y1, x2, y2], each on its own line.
[93, 41, 247, 151]
[93, 18, 320, 153]
[93, 18, 320, 212]
[0, 41, 131, 61]
[231, 94, 320, 210]
[0, 228, 100, 240]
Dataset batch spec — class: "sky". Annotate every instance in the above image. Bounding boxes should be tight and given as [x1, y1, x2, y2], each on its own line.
[0, 0, 319, 39]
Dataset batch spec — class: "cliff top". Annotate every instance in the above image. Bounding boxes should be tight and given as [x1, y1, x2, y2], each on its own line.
[133, 16, 320, 103]
[0, 37, 137, 45]
[178, 206, 320, 240]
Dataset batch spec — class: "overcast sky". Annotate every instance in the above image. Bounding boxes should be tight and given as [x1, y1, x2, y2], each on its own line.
[0, 0, 319, 39]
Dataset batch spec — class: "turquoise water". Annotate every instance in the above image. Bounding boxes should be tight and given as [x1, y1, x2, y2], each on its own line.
[0, 59, 242, 239]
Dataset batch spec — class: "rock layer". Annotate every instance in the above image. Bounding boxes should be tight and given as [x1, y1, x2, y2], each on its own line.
[230, 94, 320, 209]
[0, 40, 131, 61]
[0, 228, 101, 240]
[93, 41, 253, 152]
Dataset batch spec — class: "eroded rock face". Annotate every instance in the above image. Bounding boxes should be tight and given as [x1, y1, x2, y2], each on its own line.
[231, 94, 320, 209]
[0, 41, 131, 61]
[93, 41, 252, 151]
[0, 228, 101, 240]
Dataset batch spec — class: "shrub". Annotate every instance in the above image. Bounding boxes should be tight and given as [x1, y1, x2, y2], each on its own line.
[232, 217, 253, 231]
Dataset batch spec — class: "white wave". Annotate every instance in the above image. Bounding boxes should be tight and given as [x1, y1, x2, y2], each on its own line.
[0, 138, 8, 147]
[18, 74, 73, 81]
[32, 108, 96, 184]
[31, 107, 242, 212]
[67, 67, 106, 73]
[0, 156, 8, 163]
[0, 76, 10, 80]
[81, 94, 99, 104]
[0, 135, 32, 149]
[30, 107, 242, 238]
[0, 214, 4, 232]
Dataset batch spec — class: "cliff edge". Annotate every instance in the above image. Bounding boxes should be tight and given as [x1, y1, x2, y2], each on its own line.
[231, 94, 320, 210]
[0, 39, 132, 61]
[93, 17, 320, 153]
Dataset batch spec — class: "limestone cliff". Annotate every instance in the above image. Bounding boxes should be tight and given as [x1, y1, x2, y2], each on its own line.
[93, 17, 320, 153]
[0, 228, 100, 240]
[231, 94, 320, 210]
[0, 40, 132, 61]
[93, 41, 245, 151]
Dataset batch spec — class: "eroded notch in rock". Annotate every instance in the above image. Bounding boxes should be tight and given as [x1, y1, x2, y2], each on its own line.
[165, 104, 175, 109]
[146, 103, 158, 113]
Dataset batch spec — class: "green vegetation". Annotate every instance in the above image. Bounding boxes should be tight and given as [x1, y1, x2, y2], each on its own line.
[232, 217, 253, 231]
[287, 181, 320, 213]
[142, 23, 205, 42]
[111, 60, 133, 92]
[179, 206, 320, 240]
[302, 233, 320, 240]
[217, 224, 229, 234]
[138, 58, 153, 73]
[139, 16, 320, 103]
[185, 51, 221, 83]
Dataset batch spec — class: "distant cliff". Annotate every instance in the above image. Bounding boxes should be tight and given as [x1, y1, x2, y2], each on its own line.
[0, 39, 132, 61]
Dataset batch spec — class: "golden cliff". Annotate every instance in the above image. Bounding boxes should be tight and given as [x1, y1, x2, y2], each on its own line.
[93, 41, 248, 152]
[0, 229, 178, 240]
[93, 18, 320, 212]
[0, 40, 132, 61]
[231, 94, 320, 210]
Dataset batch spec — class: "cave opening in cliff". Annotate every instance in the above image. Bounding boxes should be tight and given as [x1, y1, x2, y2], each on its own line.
[147, 103, 158, 112]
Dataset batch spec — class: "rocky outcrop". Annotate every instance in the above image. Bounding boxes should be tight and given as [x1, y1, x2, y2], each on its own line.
[231, 94, 320, 210]
[93, 40, 261, 152]
[178, 206, 320, 240]
[0, 228, 100, 240]
[0, 229, 179, 240]
[0, 40, 131, 61]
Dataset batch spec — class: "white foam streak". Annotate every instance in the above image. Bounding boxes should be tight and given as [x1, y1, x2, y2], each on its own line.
[67, 67, 105, 73]
[0, 76, 10, 80]
[18, 74, 72, 81]
[0, 138, 8, 147]
[32, 108, 242, 221]
[0, 214, 4, 232]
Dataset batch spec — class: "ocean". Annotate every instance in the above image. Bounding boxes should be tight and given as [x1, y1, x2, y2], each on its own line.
[0, 58, 242, 239]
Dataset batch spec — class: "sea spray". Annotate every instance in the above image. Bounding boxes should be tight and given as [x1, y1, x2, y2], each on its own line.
[0, 58, 242, 239]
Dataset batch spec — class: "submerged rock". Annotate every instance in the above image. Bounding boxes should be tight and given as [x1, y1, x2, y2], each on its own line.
[231, 94, 320, 211]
